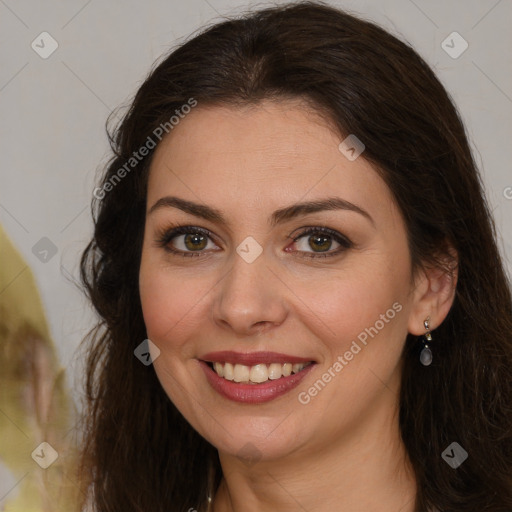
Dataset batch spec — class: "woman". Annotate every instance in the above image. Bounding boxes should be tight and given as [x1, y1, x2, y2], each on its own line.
[78, 2, 512, 511]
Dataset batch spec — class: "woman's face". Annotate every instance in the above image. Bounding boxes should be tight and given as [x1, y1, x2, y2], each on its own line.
[139, 99, 422, 463]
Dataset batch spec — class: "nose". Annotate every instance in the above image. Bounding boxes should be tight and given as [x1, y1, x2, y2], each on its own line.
[211, 251, 288, 337]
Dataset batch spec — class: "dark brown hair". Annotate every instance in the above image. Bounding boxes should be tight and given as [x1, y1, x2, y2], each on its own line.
[78, 2, 512, 510]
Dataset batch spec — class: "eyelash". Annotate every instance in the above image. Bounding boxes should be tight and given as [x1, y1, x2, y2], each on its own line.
[155, 224, 353, 259]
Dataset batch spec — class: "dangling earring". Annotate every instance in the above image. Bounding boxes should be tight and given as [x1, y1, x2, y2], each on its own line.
[419, 316, 433, 366]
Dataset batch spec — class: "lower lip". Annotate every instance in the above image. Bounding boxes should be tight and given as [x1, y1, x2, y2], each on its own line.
[199, 361, 315, 404]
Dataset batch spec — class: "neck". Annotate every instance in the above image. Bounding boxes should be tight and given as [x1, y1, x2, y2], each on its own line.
[212, 390, 417, 512]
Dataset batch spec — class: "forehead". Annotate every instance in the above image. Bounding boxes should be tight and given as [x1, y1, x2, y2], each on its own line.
[146, 100, 396, 226]
[151, 99, 337, 167]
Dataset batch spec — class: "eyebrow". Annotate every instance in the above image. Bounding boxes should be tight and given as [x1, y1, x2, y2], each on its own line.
[148, 195, 374, 227]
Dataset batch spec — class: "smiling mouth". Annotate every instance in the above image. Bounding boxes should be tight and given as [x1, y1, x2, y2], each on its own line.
[206, 361, 314, 384]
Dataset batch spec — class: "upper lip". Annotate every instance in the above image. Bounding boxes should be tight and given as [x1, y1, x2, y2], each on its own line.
[200, 351, 315, 366]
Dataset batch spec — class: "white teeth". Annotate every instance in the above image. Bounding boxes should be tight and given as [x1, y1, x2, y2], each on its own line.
[282, 363, 292, 377]
[223, 362, 234, 381]
[268, 363, 282, 380]
[211, 361, 311, 383]
[250, 364, 268, 383]
[292, 363, 303, 374]
[213, 362, 224, 377]
[233, 364, 250, 383]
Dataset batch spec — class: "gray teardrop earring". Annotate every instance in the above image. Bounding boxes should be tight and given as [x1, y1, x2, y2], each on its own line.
[420, 316, 433, 366]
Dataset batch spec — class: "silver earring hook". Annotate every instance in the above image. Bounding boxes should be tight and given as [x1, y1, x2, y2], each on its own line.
[420, 316, 433, 366]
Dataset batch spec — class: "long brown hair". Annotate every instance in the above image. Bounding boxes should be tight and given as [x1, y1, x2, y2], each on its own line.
[78, 2, 512, 510]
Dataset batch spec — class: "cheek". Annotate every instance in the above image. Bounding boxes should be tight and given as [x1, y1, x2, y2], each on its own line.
[139, 254, 201, 349]
[304, 275, 410, 410]
[293, 269, 409, 418]
[301, 261, 408, 349]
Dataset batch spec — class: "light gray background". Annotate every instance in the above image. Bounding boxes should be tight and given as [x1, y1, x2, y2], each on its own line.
[1, 0, 511, 406]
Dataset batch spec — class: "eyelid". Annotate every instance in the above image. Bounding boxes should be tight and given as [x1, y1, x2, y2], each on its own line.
[289, 226, 352, 246]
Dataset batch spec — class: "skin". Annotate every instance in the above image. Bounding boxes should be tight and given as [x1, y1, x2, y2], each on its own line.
[138, 99, 457, 512]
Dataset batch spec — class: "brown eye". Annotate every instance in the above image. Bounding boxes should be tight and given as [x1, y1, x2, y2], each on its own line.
[291, 227, 352, 259]
[306, 234, 333, 252]
[156, 226, 217, 257]
[182, 232, 208, 251]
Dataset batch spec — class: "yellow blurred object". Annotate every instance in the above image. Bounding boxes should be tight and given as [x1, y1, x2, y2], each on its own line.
[0, 224, 81, 512]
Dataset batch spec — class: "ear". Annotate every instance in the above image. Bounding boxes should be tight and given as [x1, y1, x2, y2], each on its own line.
[407, 248, 458, 335]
